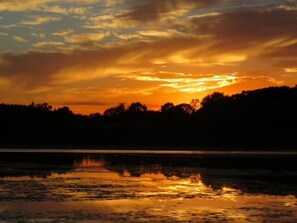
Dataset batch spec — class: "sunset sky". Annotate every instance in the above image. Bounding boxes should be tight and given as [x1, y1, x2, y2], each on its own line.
[0, 0, 296, 114]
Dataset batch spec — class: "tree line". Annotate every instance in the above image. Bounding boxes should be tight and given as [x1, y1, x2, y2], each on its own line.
[1, 86, 297, 149]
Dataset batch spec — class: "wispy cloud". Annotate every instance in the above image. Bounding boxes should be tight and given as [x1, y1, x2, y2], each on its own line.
[285, 68, 297, 73]
[13, 36, 28, 42]
[122, 71, 238, 93]
[52, 29, 74, 36]
[33, 41, 65, 48]
[64, 32, 109, 44]
[39, 5, 88, 15]
[20, 16, 60, 26]
[0, 0, 102, 12]
[30, 33, 46, 38]
[0, 0, 54, 12]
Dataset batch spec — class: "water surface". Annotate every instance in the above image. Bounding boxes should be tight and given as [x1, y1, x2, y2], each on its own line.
[0, 151, 296, 222]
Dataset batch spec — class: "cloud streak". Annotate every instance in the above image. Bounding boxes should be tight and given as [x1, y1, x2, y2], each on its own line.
[122, 71, 238, 93]
[20, 16, 60, 26]
[0, 0, 295, 113]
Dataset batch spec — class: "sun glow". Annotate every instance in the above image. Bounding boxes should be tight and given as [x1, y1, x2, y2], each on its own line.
[0, 0, 293, 114]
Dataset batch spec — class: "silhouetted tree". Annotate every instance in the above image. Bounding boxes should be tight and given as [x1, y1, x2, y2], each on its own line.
[56, 106, 72, 115]
[29, 102, 52, 111]
[103, 103, 125, 117]
[36, 103, 53, 111]
[127, 102, 147, 113]
[201, 92, 226, 107]
[89, 113, 103, 123]
[161, 102, 174, 113]
[173, 103, 194, 115]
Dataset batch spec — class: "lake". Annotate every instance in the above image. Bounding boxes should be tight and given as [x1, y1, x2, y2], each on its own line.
[0, 149, 297, 222]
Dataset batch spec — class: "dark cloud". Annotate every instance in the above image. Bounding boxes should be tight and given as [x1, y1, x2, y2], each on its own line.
[191, 7, 297, 51]
[260, 43, 297, 68]
[120, 0, 221, 22]
[260, 43, 297, 59]
[0, 48, 130, 87]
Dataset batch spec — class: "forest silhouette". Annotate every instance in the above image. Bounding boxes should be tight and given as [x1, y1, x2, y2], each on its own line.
[1, 86, 297, 150]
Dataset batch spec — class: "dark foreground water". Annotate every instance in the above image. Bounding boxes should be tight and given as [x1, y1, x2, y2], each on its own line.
[0, 150, 297, 222]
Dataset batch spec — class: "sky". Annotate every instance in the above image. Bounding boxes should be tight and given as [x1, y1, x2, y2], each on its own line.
[0, 0, 296, 114]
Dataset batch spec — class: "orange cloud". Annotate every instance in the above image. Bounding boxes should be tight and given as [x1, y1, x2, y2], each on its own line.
[122, 71, 238, 93]
[0, 3, 295, 114]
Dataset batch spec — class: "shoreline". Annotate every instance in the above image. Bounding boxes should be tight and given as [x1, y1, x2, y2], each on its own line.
[0, 144, 297, 153]
[1, 148, 297, 155]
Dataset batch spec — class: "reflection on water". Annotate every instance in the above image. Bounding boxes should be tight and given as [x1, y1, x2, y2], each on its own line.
[0, 152, 297, 222]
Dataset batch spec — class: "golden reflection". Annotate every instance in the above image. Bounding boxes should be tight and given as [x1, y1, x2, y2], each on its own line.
[160, 174, 215, 198]
[73, 156, 105, 170]
[1, 155, 297, 222]
[1, 176, 35, 181]
[220, 187, 239, 201]
[65, 156, 241, 202]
